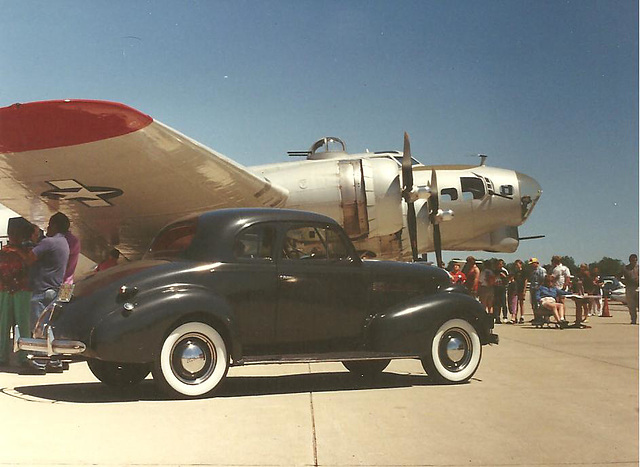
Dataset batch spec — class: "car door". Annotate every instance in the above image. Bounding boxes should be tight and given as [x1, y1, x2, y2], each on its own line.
[275, 222, 369, 353]
[222, 222, 279, 354]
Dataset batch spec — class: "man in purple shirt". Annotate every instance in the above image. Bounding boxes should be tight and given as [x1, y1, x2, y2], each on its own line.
[26, 213, 70, 328]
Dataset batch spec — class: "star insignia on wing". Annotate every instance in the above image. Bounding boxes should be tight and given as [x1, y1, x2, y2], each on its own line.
[41, 180, 123, 207]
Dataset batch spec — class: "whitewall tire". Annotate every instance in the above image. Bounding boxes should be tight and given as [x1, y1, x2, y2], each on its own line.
[421, 318, 481, 383]
[152, 322, 228, 398]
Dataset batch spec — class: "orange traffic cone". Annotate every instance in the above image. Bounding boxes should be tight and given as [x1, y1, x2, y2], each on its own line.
[601, 297, 612, 317]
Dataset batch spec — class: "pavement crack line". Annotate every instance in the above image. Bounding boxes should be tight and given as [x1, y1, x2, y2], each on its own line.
[307, 363, 319, 467]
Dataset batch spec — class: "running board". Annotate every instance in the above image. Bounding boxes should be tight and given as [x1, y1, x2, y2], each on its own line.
[235, 352, 421, 366]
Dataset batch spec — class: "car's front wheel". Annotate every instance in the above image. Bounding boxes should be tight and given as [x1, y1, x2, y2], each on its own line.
[87, 359, 150, 387]
[152, 322, 228, 398]
[421, 318, 481, 383]
[342, 359, 390, 377]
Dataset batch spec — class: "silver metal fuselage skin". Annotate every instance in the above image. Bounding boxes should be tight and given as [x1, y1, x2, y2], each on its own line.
[253, 154, 540, 260]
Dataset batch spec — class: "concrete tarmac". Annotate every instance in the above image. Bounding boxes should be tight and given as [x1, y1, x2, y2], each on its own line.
[0, 301, 637, 467]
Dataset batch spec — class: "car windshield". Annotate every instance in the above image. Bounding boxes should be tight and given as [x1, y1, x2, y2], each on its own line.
[145, 219, 197, 260]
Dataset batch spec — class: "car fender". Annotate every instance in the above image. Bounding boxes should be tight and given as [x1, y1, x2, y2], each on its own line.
[89, 284, 241, 364]
[365, 292, 493, 354]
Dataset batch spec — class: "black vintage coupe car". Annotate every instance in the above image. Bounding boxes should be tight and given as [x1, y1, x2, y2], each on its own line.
[16, 208, 497, 398]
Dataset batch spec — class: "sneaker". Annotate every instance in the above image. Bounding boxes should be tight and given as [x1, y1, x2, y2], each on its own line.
[519, 317, 525, 324]
[495, 318, 502, 324]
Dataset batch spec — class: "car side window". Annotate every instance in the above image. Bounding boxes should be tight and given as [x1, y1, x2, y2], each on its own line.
[325, 227, 349, 260]
[234, 224, 275, 261]
[146, 219, 198, 260]
[281, 224, 350, 262]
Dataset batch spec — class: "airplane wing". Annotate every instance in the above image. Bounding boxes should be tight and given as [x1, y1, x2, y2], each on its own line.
[0, 100, 289, 261]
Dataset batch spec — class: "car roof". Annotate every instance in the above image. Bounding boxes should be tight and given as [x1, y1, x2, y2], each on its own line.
[175, 208, 346, 262]
[198, 208, 337, 226]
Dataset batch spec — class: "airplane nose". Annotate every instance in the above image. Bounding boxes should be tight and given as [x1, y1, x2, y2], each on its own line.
[516, 172, 542, 222]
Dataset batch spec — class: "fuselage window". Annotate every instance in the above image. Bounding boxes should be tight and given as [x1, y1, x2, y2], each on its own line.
[460, 177, 485, 200]
[440, 187, 458, 201]
[500, 185, 514, 197]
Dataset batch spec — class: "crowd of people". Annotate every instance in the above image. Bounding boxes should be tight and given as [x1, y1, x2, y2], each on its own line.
[449, 254, 639, 328]
[0, 213, 82, 373]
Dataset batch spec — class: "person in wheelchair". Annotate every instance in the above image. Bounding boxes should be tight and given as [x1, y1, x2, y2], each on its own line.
[535, 275, 572, 328]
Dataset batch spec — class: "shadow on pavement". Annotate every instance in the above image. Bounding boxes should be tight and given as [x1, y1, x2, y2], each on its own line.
[8, 371, 448, 403]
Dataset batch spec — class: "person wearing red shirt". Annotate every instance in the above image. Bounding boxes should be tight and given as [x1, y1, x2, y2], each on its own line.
[0, 219, 33, 369]
[449, 263, 466, 285]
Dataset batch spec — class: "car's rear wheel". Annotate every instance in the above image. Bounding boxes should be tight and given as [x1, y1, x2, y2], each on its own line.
[342, 359, 390, 377]
[152, 322, 228, 398]
[87, 359, 150, 387]
[421, 318, 481, 383]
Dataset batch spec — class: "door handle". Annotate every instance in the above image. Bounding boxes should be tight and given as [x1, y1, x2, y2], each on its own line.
[279, 274, 296, 282]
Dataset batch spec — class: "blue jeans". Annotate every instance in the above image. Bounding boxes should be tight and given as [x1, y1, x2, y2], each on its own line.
[530, 287, 540, 316]
[30, 289, 57, 335]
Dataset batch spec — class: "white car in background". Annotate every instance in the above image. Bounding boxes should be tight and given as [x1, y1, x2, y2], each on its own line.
[610, 285, 627, 304]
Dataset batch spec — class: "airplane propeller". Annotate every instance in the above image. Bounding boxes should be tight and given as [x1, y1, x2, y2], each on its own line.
[401, 133, 453, 266]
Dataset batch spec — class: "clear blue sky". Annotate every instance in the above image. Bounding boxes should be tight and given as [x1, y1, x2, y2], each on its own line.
[1, 0, 638, 266]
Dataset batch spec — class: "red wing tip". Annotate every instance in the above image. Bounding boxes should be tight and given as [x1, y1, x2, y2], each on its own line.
[0, 99, 154, 153]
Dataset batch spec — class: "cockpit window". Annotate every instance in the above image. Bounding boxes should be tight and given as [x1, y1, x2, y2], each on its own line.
[460, 177, 485, 200]
[146, 219, 197, 260]
[390, 156, 421, 166]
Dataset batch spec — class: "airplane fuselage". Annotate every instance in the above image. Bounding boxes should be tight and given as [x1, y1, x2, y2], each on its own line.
[253, 152, 541, 260]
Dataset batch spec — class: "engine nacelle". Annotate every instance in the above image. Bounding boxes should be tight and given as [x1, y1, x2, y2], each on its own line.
[264, 157, 403, 239]
[458, 226, 520, 253]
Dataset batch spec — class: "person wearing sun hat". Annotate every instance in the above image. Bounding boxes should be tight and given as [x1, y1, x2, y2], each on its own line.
[528, 257, 546, 322]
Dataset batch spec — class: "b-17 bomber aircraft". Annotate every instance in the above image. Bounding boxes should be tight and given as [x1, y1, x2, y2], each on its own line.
[0, 100, 542, 265]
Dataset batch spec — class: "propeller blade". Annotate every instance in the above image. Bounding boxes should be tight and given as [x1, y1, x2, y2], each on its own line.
[429, 169, 439, 213]
[407, 203, 418, 262]
[433, 224, 443, 268]
[402, 132, 413, 193]
[429, 169, 444, 267]
[401, 132, 419, 261]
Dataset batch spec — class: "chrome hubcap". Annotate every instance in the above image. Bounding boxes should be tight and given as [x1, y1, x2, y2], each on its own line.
[180, 342, 207, 374]
[170, 333, 216, 385]
[445, 336, 466, 362]
[439, 328, 472, 372]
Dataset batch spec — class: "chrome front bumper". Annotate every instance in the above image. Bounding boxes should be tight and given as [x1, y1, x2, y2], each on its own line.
[13, 325, 86, 356]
